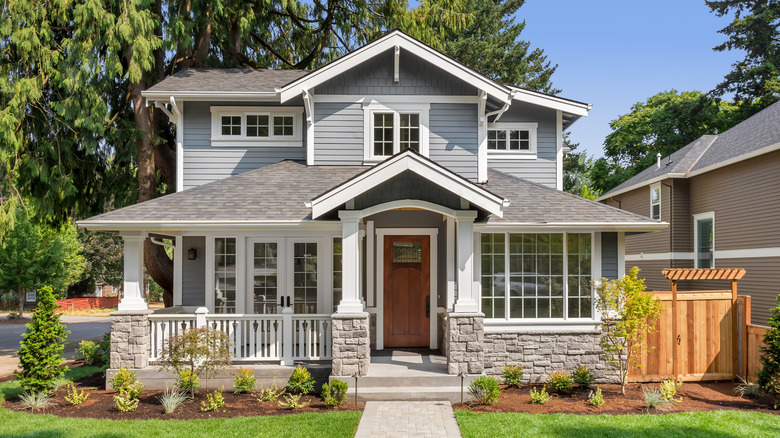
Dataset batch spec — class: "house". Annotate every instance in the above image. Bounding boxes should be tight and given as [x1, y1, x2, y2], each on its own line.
[597, 100, 780, 324]
[79, 30, 664, 387]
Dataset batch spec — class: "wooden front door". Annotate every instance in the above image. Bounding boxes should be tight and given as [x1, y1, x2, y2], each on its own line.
[384, 235, 430, 348]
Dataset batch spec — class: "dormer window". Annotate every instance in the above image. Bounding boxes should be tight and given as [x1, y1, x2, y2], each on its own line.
[486, 122, 537, 158]
[650, 184, 661, 220]
[211, 106, 302, 147]
[363, 102, 429, 162]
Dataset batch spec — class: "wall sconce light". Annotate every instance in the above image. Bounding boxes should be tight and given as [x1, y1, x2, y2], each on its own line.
[187, 248, 197, 260]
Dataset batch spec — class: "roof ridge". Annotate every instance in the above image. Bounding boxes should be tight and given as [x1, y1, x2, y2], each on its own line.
[683, 135, 718, 174]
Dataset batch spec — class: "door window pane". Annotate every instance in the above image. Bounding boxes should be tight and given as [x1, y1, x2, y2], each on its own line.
[252, 242, 278, 313]
[214, 237, 237, 313]
[273, 116, 294, 136]
[221, 116, 241, 136]
[393, 241, 422, 263]
[696, 217, 714, 268]
[333, 238, 342, 312]
[247, 115, 269, 137]
[373, 113, 394, 156]
[399, 113, 420, 152]
[293, 242, 318, 313]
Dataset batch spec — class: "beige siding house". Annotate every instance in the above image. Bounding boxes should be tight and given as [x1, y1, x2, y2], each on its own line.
[598, 101, 780, 324]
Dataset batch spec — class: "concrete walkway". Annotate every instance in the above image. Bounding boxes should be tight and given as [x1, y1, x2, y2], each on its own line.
[355, 401, 462, 438]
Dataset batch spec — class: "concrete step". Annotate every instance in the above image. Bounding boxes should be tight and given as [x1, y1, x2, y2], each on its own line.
[353, 386, 474, 403]
[334, 374, 479, 388]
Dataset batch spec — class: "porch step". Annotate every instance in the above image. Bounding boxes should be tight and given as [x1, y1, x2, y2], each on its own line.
[331, 375, 479, 403]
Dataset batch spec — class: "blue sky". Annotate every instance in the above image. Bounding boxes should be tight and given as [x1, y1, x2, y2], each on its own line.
[517, 0, 743, 158]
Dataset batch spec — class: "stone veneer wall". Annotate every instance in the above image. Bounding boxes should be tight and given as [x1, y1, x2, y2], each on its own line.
[444, 313, 484, 374]
[331, 312, 371, 377]
[482, 331, 619, 383]
[110, 310, 153, 369]
[368, 312, 377, 350]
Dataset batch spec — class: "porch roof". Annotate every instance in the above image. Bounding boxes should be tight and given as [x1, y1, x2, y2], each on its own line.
[78, 160, 663, 232]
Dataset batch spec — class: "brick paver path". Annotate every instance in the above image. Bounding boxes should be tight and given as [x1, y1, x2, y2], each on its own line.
[354, 401, 462, 438]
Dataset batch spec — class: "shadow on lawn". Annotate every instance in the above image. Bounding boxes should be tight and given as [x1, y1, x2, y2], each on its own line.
[536, 425, 780, 438]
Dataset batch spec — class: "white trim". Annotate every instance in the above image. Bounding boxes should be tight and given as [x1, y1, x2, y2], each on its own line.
[375, 227, 439, 350]
[362, 102, 430, 161]
[245, 237, 286, 314]
[625, 252, 694, 261]
[446, 217, 456, 311]
[617, 232, 626, 277]
[303, 90, 314, 165]
[650, 183, 661, 220]
[556, 111, 563, 190]
[486, 122, 538, 158]
[693, 211, 715, 269]
[144, 91, 279, 101]
[210, 106, 303, 146]
[484, 321, 600, 333]
[477, 91, 488, 182]
[508, 86, 591, 117]
[366, 221, 375, 307]
[280, 31, 512, 104]
[312, 95, 481, 104]
[286, 238, 326, 314]
[308, 151, 507, 218]
[393, 45, 400, 83]
[357, 200, 459, 220]
[715, 247, 780, 259]
[475, 222, 668, 232]
[174, 236, 183, 306]
[79, 220, 342, 232]
[595, 173, 687, 201]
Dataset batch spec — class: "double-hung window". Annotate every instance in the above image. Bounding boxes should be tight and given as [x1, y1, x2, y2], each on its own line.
[211, 107, 302, 147]
[694, 212, 714, 269]
[480, 232, 593, 321]
[364, 103, 429, 161]
[486, 122, 538, 158]
[650, 184, 661, 220]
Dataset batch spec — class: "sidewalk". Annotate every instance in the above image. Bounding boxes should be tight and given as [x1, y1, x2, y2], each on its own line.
[354, 401, 462, 438]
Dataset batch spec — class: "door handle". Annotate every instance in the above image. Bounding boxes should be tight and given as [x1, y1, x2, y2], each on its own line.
[279, 296, 284, 309]
[425, 296, 430, 318]
[286, 296, 291, 308]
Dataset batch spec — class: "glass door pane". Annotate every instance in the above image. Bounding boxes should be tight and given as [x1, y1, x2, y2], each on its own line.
[252, 242, 278, 314]
[696, 218, 714, 268]
[293, 242, 318, 314]
[214, 238, 237, 313]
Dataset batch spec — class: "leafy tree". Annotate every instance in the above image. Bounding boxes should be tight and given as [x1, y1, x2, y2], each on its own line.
[706, 0, 780, 103]
[157, 326, 233, 395]
[0, 210, 85, 316]
[562, 133, 595, 196]
[15, 286, 70, 393]
[758, 294, 780, 409]
[595, 267, 664, 395]
[69, 230, 123, 297]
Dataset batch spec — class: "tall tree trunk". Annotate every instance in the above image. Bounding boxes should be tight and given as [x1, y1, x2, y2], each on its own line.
[18, 289, 24, 318]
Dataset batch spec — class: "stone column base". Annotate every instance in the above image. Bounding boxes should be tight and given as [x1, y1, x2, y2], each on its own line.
[110, 310, 153, 369]
[444, 312, 484, 374]
[331, 312, 370, 377]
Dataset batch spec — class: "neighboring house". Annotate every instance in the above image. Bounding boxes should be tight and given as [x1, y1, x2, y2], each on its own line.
[597, 100, 780, 324]
[79, 31, 663, 383]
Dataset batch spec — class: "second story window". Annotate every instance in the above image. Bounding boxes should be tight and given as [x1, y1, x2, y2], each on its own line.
[486, 122, 538, 158]
[650, 184, 661, 220]
[211, 106, 302, 147]
[246, 115, 269, 137]
[221, 116, 241, 136]
[363, 102, 429, 162]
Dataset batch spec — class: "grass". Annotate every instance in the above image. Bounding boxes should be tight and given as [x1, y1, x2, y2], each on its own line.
[0, 366, 102, 402]
[0, 409, 362, 438]
[455, 410, 780, 438]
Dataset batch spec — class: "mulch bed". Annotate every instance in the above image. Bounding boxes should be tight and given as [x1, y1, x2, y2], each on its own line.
[455, 382, 780, 415]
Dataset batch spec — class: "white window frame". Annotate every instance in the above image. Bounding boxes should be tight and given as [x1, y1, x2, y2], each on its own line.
[246, 238, 285, 314]
[363, 102, 430, 162]
[210, 106, 303, 147]
[694, 212, 715, 269]
[486, 122, 538, 159]
[650, 183, 661, 220]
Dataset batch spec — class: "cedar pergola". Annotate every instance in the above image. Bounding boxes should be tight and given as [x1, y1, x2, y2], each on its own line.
[661, 268, 747, 379]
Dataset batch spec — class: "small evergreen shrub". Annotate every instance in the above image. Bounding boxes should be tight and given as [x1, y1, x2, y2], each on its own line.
[660, 378, 683, 402]
[257, 378, 286, 402]
[232, 367, 257, 394]
[468, 376, 501, 406]
[114, 392, 140, 412]
[64, 383, 89, 406]
[200, 386, 225, 412]
[15, 286, 70, 393]
[176, 369, 200, 393]
[278, 393, 310, 409]
[588, 387, 605, 407]
[110, 368, 144, 399]
[19, 391, 53, 411]
[321, 379, 349, 407]
[502, 365, 524, 388]
[735, 376, 763, 397]
[572, 365, 595, 388]
[529, 387, 551, 404]
[157, 387, 188, 414]
[285, 365, 315, 395]
[758, 295, 780, 409]
[546, 370, 572, 393]
[643, 387, 674, 412]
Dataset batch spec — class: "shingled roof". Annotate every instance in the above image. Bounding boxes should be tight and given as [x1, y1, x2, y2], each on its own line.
[145, 68, 309, 94]
[79, 160, 660, 231]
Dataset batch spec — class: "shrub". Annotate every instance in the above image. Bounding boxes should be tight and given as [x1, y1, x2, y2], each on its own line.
[547, 370, 572, 394]
[257, 378, 286, 402]
[572, 365, 595, 388]
[114, 392, 140, 412]
[176, 369, 200, 393]
[157, 387, 188, 414]
[735, 376, 763, 397]
[468, 376, 501, 406]
[157, 326, 233, 396]
[502, 365, 524, 388]
[529, 387, 551, 404]
[97, 333, 111, 369]
[660, 378, 683, 402]
[588, 387, 605, 407]
[758, 295, 780, 409]
[110, 368, 144, 399]
[321, 379, 349, 407]
[200, 386, 225, 412]
[643, 387, 674, 412]
[64, 383, 89, 406]
[19, 391, 53, 411]
[278, 393, 310, 409]
[15, 286, 70, 393]
[76, 340, 99, 365]
[232, 367, 257, 394]
[285, 365, 315, 395]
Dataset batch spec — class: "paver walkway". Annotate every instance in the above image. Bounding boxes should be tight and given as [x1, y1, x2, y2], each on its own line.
[354, 401, 462, 438]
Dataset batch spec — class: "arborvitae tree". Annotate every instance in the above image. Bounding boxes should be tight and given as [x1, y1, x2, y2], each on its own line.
[758, 295, 780, 409]
[15, 286, 71, 393]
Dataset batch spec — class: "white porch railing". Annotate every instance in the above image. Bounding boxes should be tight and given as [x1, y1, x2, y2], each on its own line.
[148, 308, 331, 363]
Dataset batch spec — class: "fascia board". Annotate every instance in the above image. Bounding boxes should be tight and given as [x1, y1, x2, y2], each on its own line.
[685, 141, 780, 178]
[595, 173, 686, 201]
[512, 88, 590, 116]
[142, 92, 280, 101]
[475, 222, 668, 232]
[77, 220, 340, 232]
[280, 33, 511, 103]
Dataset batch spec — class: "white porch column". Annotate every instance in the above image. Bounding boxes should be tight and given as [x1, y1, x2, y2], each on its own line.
[118, 232, 148, 311]
[337, 211, 365, 313]
[453, 211, 479, 313]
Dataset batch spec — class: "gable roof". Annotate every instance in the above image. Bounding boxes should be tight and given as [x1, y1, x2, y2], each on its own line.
[307, 150, 508, 219]
[144, 68, 308, 100]
[597, 99, 780, 200]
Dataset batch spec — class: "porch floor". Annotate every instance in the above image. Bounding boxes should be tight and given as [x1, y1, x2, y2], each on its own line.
[367, 349, 448, 377]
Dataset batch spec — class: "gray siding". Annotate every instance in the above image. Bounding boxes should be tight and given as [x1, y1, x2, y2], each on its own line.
[315, 49, 476, 96]
[429, 103, 478, 180]
[181, 236, 206, 306]
[353, 171, 462, 211]
[312, 102, 364, 165]
[601, 232, 618, 280]
[486, 103, 558, 188]
[182, 101, 306, 189]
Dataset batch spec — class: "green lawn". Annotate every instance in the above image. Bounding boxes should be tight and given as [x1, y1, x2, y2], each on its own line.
[0, 366, 103, 402]
[455, 410, 780, 438]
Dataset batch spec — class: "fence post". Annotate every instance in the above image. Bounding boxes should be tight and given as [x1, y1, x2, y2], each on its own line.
[731, 279, 738, 379]
[281, 306, 294, 366]
[195, 307, 208, 328]
[671, 278, 679, 381]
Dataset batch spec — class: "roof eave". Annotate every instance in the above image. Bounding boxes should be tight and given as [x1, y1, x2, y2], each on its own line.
[77, 219, 340, 233]
[509, 87, 591, 117]
[477, 221, 668, 232]
[142, 91, 281, 102]
[596, 173, 687, 201]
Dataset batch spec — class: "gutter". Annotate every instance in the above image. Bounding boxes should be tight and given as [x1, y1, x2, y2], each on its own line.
[595, 173, 686, 201]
